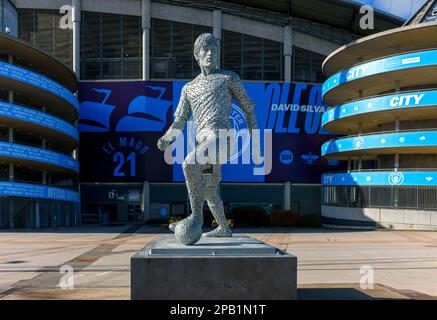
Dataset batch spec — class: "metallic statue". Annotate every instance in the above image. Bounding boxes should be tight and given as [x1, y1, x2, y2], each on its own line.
[157, 33, 259, 245]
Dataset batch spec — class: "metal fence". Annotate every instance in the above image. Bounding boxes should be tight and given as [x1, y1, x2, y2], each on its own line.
[0, 197, 78, 228]
[322, 185, 437, 210]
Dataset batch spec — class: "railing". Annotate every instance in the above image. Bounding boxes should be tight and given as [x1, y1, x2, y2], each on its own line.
[322, 185, 437, 210]
[324, 168, 437, 175]
[322, 128, 437, 145]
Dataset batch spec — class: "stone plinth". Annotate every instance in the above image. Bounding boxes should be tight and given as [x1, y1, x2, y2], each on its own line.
[131, 235, 297, 300]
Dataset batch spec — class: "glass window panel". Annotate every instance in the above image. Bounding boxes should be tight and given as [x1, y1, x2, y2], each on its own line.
[151, 19, 171, 79]
[35, 10, 53, 54]
[222, 30, 242, 78]
[151, 57, 171, 78]
[18, 9, 34, 44]
[293, 46, 311, 82]
[172, 22, 193, 79]
[82, 60, 101, 80]
[242, 35, 262, 80]
[151, 19, 171, 58]
[263, 39, 282, 81]
[102, 14, 121, 59]
[54, 12, 72, 68]
[102, 59, 121, 79]
[312, 52, 326, 83]
[13, 128, 42, 147]
[0, 163, 8, 180]
[122, 15, 141, 58]
[14, 165, 42, 183]
[0, 126, 8, 141]
[82, 12, 101, 59]
[122, 59, 141, 79]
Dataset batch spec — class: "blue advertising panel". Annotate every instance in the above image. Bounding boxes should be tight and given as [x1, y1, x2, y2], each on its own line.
[322, 171, 437, 187]
[322, 90, 437, 128]
[0, 61, 78, 109]
[322, 49, 437, 99]
[0, 181, 79, 202]
[0, 142, 79, 172]
[0, 101, 78, 141]
[322, 130, 437, 157]
[78, 81, 173, 182]
[78, 81, 344, 183]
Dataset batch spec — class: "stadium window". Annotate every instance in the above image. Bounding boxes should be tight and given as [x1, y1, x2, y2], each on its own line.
[102, 14, 121, 59]
[80, 12, 141, 80]
[0, 126, 8, 141]
[122, 15, 142, 79]
[293, 46, 311, 82]
[0, 163, 8, 180]
[150, 18, 212, 79]
[150, 19, 171, 79]
[82, 12, 100, 59]
[54, 13, 72, 67]
[312, 51, 327, 83]
[242, 35, 262, 80]
[102, 59, 122, 79]
[222, 31, 242, 78]
[18, 9, 73, 69]
[18, 9, 33, 43]
[292, 46, 326, 83]
[222, 30, 282, 81]
[263, 39, 282, 81]
[35, 10, 53, 54]
[14, 165, 43, 184]
[172, 22, 193, 79]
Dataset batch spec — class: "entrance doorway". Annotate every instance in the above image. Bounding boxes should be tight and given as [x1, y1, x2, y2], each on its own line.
[82, 203, 117, 224]
[128, 204, 142, 221]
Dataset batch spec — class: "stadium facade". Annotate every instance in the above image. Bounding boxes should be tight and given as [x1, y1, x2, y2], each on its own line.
[0, 0, 79, 228]
[321, 0, 437, 230]
[0, 0, 420, 227]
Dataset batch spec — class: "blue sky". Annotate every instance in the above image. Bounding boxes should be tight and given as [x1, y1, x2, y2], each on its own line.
[352, 0, 427, 20]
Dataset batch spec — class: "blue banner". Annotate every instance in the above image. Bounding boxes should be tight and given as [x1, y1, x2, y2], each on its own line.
[78, 81, 344, 183]
[0, 142, 79, 172]
[322, 49, 437, 99]
[322, 171, 437, 187]
[322, 90, 437, 128]
[0, 100, 78, 141]
[0, 181, 79, 202]
[322, 130, 437, 157]
[0, 61, 78, 110]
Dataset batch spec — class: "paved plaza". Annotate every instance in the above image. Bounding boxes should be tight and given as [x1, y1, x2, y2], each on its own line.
[0, 224, 437, 300]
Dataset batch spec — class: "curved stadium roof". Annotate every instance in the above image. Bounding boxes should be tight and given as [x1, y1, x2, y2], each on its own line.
[212, 0, 413, 34]
[353, 0, 426, 20]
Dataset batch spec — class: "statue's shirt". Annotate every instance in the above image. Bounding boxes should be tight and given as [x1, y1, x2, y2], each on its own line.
[173, 69, 257, 137]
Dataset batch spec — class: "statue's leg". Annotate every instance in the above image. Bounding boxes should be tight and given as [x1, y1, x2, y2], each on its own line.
[169, 149, 206, 232]
[169, 130, 215, 232]
[203, 169, 232, 237]
[182, 160, 206, 223]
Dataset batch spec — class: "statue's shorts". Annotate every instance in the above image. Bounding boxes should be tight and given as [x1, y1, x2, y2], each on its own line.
[183, 127, 236, 185]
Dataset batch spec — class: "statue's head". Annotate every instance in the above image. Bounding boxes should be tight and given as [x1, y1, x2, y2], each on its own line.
[193, 33, 218, 70]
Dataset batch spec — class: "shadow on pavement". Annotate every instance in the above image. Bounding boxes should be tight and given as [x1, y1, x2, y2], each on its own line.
[298, 288, 390, 300]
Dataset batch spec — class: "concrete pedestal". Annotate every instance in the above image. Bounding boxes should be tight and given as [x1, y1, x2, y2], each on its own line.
[131, 235, 297, 300]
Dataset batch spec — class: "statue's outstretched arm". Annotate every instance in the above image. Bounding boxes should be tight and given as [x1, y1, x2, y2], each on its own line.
[157, 85, 191, 151]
